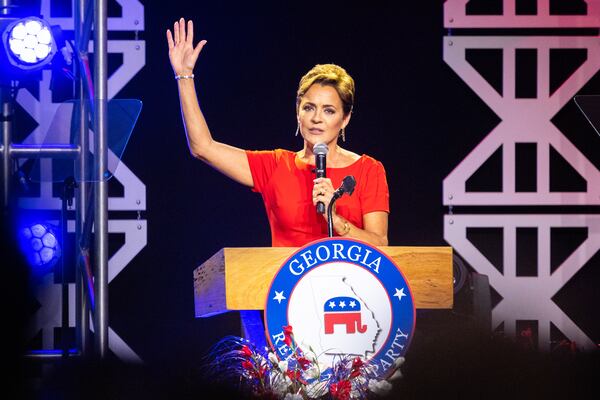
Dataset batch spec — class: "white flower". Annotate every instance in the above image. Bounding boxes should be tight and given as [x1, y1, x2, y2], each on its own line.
[270, 372, 292, 396]
[304, 364, 321, 380]
[360, 362, 378, 376]
[254, 353, 266, 364]
[305, 380, 328, 399]
[303, 359, 327, 380]
[386, 357, 404, 381]
[284, 393, 303, 400]
[278, 360, 289, 372]
[296, 343, 309, 354]
[388, 368, 403, 381]
[368, 379, 393, 396]
[268, 352, 278, 365]
[303, 352, 317, 363]
[393, 356, 405, 368]
[353, 375, 367, 386]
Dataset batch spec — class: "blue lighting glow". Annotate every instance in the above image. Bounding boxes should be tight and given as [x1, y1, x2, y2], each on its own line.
[18, 222, 61, 273]
[2, 17, 56, 69]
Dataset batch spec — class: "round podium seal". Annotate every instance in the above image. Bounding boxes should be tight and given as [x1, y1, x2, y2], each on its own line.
[264, 238, 415, 379]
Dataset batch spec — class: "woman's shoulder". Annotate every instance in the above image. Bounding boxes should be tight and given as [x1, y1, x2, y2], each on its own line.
[274, 148, 295, 158]
[333, 148, 361, 169]
[348, 152, 385, 171]
[247, 148, 295, 161]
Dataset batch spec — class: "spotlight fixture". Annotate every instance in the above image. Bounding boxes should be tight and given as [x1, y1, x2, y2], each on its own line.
[1, 16, 57, 73]
[18, 222, 62, 273]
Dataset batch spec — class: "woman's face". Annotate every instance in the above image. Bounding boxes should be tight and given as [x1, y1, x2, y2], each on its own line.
[297, 84, 350, 148]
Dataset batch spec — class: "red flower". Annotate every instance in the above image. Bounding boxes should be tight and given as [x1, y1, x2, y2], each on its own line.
[285, 369, 308, 385]
[241, 360, 254, 371]
[259, 365, 268, 377]
[351, 357, 364, 369]
[330, 379, 352, 400]
[350, 356, 364, 378]
[286, 369, 299, 380]
[297, 356, 311, 370]
[240, 345, 253, 358]
[350, 369, 362, 379]
[242, 359, 266, 379]
[283, 325, 294, 346]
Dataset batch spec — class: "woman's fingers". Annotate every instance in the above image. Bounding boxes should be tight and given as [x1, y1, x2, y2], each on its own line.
[187, 20, 194, 44]
[313, 187, 328, 196]
[170, 19, 202, 53]
[179, 17, 186, 44]
[173, 20, 179, 44]
[193, 39, 207, 59]
[166, 29, 174, 49]
[312, 189, 335, 220]
[313, 177, 333, 186]
[313, 185, 334, 201]
[168, 18, 205, 75]
[313, 178, 334, 195]
[312, 177, 336, 218]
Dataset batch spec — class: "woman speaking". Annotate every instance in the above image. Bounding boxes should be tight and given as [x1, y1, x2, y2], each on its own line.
[167, 18, 389, 247]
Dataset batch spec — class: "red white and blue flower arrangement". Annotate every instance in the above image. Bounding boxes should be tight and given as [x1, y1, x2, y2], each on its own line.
[206, 325, 404, 399]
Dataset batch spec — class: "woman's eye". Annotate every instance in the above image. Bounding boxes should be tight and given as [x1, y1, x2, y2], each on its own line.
[302, 105, 313, 111]
[324, 108, 335, 115]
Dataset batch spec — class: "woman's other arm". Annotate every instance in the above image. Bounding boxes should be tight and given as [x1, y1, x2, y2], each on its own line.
[312, 177, 389, 246]
[334, 211, 389, 246]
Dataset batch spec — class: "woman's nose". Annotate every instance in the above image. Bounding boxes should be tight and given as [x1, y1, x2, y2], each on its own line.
[311, 109, 322, 123]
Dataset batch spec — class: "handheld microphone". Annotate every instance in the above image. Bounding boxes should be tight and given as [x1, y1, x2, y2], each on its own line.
[313, 143, 328, 214]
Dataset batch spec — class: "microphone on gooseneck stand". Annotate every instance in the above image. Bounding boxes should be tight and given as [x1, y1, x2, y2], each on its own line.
[332, 175, 356, 200]
[313, 143, 328, 214]
[327, 175, 356, 237]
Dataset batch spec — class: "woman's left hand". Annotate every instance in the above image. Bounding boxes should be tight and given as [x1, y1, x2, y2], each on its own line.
[312, 177, 336, 220]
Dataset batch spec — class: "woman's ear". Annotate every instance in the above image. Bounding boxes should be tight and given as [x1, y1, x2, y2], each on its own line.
[342, 111, 352, 129]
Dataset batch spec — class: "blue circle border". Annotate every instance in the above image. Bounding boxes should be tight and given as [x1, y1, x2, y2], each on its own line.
[264, 237, 416, 378]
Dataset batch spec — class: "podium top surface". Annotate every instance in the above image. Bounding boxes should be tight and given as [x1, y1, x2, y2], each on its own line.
[193, 246, 453, 318]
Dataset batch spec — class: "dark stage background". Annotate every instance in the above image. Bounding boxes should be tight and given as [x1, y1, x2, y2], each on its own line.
[113, 1, 465, 365]
[109, 1, 600, 367]
[13, 1, 600, 397]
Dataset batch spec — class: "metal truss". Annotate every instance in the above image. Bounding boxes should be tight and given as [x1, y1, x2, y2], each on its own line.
[443, 0, 600, 350]
[1, 0, 146, 360]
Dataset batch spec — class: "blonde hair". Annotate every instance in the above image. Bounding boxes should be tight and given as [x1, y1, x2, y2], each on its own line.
[296, 64, 355, 116]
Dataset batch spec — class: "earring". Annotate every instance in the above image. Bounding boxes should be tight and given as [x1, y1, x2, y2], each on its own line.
[295, 124, 300, 136]
[340, 128, 346, 142]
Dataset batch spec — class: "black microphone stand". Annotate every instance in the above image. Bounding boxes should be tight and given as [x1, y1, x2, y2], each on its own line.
[327, 192, 342, 238]
[326, 175, 356, 237]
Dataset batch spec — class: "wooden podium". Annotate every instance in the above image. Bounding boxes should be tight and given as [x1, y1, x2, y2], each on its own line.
[193, 246, 453, 318]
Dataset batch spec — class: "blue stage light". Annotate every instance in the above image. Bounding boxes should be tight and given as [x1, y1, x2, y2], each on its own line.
[2, 16, 56, 70]
[18, 222, 62, 273]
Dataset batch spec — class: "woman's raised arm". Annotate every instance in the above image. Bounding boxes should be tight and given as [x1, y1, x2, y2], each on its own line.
[167, 18, 253, 187]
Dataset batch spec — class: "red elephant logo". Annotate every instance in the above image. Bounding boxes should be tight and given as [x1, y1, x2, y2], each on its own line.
[323, 296, 367, 335]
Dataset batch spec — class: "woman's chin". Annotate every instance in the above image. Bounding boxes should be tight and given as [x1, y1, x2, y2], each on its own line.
[302, 135, 335, 147]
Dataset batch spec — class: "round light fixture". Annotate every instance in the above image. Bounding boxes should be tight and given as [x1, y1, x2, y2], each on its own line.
[2, 17, 57, 70]
[19, 222, 62, 273]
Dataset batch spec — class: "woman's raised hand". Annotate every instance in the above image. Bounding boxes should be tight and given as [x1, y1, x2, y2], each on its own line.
[166, 18, 207, 76]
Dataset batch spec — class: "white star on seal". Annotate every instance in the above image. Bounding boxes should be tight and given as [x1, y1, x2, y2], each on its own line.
[273, 291, 286, 304]
[339, 301, 346, 308]
[328, 301, 337, 308]
[393, 287, 406, 301]
[349, 301, 357, 308]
